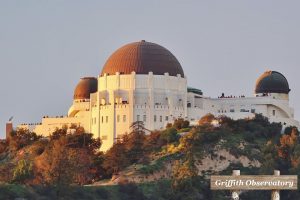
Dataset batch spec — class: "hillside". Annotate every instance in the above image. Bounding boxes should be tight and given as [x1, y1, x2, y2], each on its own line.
[1, 114, 300, 200]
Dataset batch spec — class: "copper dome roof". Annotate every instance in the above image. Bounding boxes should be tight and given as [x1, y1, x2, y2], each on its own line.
[255, 71, 290, 94]
[73, 77, 98, 100]
[100, 40, 184, 77]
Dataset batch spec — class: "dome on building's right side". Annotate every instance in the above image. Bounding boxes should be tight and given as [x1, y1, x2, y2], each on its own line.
[255, 71, 290, 94]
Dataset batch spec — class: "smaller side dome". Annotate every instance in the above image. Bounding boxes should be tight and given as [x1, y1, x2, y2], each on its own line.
[73, 77, 98, 100]
[255, 71, 290, 94]
[187, 87, 203, 95]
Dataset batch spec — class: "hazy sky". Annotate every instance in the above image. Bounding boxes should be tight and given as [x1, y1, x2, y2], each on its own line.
[1, 1, 300, 138]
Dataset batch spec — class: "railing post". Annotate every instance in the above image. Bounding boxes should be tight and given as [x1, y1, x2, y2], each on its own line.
[232, 170, 240, 200]
[271, 170, 280, 200]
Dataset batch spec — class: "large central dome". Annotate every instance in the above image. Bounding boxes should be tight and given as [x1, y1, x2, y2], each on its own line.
[100, 40, 184, 77]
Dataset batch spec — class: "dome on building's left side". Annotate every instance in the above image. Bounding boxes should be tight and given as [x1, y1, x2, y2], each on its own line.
[73, 77, 98, 100]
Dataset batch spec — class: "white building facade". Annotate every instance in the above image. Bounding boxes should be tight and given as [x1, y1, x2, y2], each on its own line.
[17, 41, 299, 151]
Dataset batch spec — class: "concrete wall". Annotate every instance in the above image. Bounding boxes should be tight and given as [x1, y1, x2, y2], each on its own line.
[91, 72, 187, 151]
[16, 72, 299, 152]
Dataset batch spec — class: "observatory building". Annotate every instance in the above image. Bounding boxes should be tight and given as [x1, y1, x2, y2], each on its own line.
[17, 40, 299, 151]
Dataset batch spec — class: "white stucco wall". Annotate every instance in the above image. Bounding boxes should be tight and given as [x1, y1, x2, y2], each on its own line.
[90, 72, 187, 151]
[16, 73, 299, 152]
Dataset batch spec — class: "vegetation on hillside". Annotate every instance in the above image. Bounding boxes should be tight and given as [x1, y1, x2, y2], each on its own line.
[1, 114, 300, 199]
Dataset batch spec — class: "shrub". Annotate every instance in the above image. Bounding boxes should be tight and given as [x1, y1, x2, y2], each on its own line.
[118, 183, 148, 200]
[243, 131, 255, 142]
[178, 128, 190, 133]
[200, 131, 220, 143]
[12, 159, 33, 183]
[198, 113, 215, 125]
[173, 118, 190, 130]
[9, 129, 41, 151]
[160, 128, 179, 144]
[0, 140, 8, 154]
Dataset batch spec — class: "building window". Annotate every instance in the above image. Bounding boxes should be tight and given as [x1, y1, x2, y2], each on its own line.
[251, 109, 255, 113]
[230, 109, 235, 113]
[137, 115, 140, 121]
[106, 116, 108, 123]
[123, 115, 126, 122]
[143, 115, 146, 122]
[101, 116, 103, 123]
[160, 116, 162, 122]
[94, 118, 96, 124]
[273, 110, 276, 116]
[154, 115, 157, 122]
[165, 116, 168, 121]
[117, 115, 120, 123]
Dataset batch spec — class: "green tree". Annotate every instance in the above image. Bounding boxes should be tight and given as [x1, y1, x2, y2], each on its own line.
[173, 118, 190, 130]
[171, 153, 200, 200]
[103, 141, 129, 177]
[160, 127, 179, 144]
[126, 121, 147, 163]
[12, 159, 33, 183]
[35, 127, 101, 198]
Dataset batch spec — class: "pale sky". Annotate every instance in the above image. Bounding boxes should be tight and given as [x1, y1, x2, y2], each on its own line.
[1, 1, 300, 138]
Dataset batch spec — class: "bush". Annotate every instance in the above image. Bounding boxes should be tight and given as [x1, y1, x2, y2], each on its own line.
[0, 184, 35, 199]
[200, 131, 220, 143]
[243, 131, 255, 142]
[95, 187, 110, 199]
[173, 118, 190, 130]
[160, 128, 179, 144]
[9, 129, 41, 151]
[118, 183, 148, 200]
[12, 159, 33, 183]
[0, 141, 8, 154]
[198, 113, 215, 125]
[178, 128, 190, 133]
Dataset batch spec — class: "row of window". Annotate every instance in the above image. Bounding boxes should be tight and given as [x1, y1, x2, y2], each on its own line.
[154, 115, 169, 122]
[136, 115, 146, 122]
[92, 115, 127, 125]
[218, 109, 277, 116]
[218, 109, 256, 113]
[92, 114, 170, 124]
[135, 115, 169, 123]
